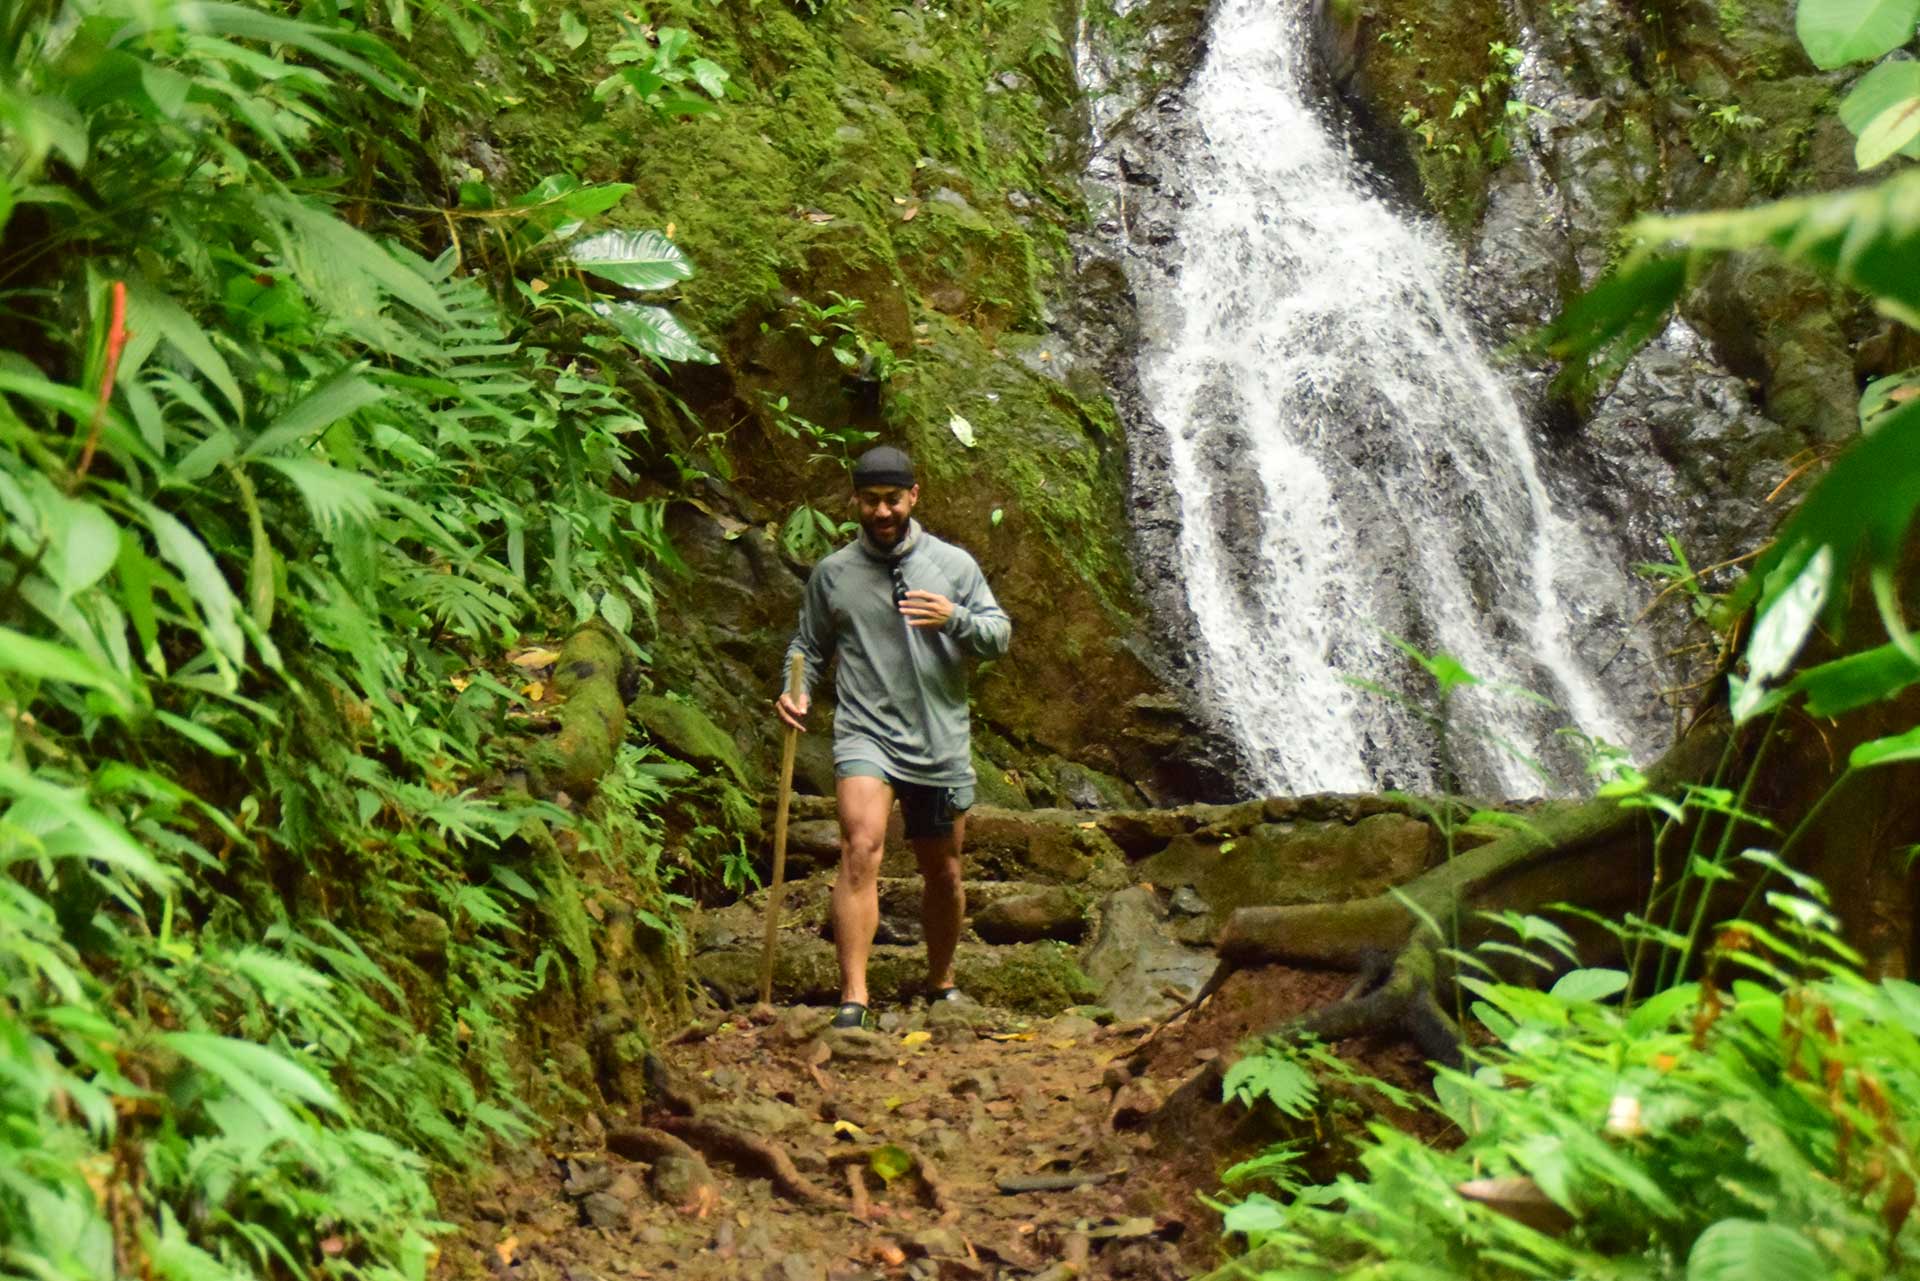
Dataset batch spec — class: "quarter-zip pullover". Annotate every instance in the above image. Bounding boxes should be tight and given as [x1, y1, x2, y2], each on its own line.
[784, 520, 1011, 786]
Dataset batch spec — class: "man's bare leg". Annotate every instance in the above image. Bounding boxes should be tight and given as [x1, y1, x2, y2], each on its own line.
[832, 775, 893, 1006]
[911, 813, 967, 993]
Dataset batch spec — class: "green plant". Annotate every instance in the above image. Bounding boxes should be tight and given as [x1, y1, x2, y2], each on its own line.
[1216, 879, 1920, 1279]
[765, 393, 879, 466]
[0, 0, 730, 1273]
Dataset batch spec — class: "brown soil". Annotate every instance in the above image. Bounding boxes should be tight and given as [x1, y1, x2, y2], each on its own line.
[436, 972, 1443, 1281]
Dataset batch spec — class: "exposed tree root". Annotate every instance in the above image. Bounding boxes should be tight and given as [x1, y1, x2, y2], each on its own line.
[654, 1115, 834, 1208]
[605, 1126, 701, 1166]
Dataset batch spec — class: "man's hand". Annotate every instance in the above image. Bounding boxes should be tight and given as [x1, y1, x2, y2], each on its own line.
[776, 689, 810, 731]
[899, 589, 954, 630]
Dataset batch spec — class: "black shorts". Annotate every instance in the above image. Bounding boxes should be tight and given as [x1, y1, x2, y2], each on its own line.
[838, 763, 975, 839]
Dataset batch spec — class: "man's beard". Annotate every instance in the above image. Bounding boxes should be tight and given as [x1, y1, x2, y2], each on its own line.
[860, 513, 905, 547]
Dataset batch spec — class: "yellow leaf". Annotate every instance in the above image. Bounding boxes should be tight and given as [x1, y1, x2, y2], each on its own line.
[982, 1032, 1033, 1042]
[449, 675, 472, 692]
[529, 279, 548, 294]
[832, 1119, 868, 1140]
[666, 222, 676, 238]
[521, 681, 545, 701]
[495, 1237, 518, 1267]
[902, 205, 920, 222]
[883, 1095, 905, 1110]
[510, 647, 562, 668]
[893, 196, 908, 205]
[901, 1030, 932, 1047]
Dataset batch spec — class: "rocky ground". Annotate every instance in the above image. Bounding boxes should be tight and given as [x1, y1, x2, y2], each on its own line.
[436, 961, 1434, 1281]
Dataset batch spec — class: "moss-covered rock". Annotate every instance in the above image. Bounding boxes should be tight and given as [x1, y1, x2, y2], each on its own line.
[630, 693, 750, 785]
[1135, 812, 1438, 927]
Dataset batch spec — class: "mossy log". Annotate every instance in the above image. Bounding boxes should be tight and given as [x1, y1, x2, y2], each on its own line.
[529, 622, 633, 799]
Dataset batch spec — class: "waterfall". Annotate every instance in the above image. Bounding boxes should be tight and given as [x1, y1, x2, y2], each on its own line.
[1087, 0, 1657, 796]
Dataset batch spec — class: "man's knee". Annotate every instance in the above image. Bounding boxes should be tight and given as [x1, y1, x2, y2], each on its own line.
[914, 843, 963, 891]
[838, 832, 885, 889]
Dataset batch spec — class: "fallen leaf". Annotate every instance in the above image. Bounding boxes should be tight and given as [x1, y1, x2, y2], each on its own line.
[494, 1236, 518, 1267]
[872, 1240, 907, 1267]
[666, 221, 676, 238]
[320, 1237, 347, 1258]
[449, 675, 473, 692]
[902, 204, 919, 221]
[981, 1032, 1033, 1042]
[510, 647, 562, 668]
[1077, 821, 1098, 829]
[901, 1030, 932, 1047]
[521, 681, 545, 701]
[833, 1119, 869, 1140]
[883, 1095, 905, 1110]
[1455, 1177, 1574, 1234]
[1039, 350, 1052, 361]
[893, 196, 908, 205]
[948, 413, 976, 447]
[529, 279, 548, 294]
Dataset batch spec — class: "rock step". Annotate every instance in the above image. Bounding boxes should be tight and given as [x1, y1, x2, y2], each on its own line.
[692, 937, 1097, 1013]
[694, 877, 1089, 951]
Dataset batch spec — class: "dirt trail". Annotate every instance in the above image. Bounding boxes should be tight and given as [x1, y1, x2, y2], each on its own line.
[440, 998, 1232, 1281]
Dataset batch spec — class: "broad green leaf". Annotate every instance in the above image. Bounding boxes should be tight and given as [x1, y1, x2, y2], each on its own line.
[689, 57, 730, 97]
[590, 301, 717, 364]
[0, 762, 168, 883]
[1220, 1193, 1289, 1238]
[1851, 724, 1920, 767]
[558, 9, 589, 48]
[1686, 1218, 1825, 1281]
[598, 591, 633, 633]
[1796, 0, 1920, 68]
[566, 230, 692, 290]
[246, 370, 385, 457]
[1840, 60, 1920, 160]
[1625, 981, 1699, 1035]
[0, 625, 134, 712]
[1856, 95, 1920, 168]
[869, 1144, 914, 1183]
[45, 494, 119, 600]
[1736, 545, 1831, 721]
[146, 2, 406, 99]
[1548, 968, 1629, 1003]
[1859, 368, 1920, 426]
[135, 502, 245, 667]
[1781, 641, 1920, 715]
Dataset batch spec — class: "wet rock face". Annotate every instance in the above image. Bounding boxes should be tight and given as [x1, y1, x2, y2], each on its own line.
[1285, 0, 1878, 724]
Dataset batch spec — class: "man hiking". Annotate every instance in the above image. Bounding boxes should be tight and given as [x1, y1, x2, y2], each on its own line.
[774, 445, 1012, 1030]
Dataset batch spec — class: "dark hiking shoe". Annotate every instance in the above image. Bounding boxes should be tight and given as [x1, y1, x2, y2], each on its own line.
[830, 1001, 872, 1030]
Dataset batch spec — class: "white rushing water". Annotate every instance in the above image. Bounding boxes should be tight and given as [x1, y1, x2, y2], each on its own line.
[1112, 0, 1650, 796]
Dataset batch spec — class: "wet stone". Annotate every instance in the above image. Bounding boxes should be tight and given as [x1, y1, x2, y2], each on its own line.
[649, 1153, 713, 1204]
[579, 1189, 633, 1231]
[765, 1251, 827, 1281]
[820, 1027, 896, 1062]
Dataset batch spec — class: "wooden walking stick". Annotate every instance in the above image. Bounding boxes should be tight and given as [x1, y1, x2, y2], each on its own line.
[759, 652, 807, 1006]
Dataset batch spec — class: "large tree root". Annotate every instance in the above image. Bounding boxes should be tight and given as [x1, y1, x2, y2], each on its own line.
[653, 1115, 835, 1208]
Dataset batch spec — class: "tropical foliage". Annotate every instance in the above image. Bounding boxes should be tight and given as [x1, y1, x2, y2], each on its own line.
[0, 1, 720, 1275]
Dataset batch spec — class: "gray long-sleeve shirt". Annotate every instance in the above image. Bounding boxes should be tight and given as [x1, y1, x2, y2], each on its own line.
[783, 523, 1011, 787]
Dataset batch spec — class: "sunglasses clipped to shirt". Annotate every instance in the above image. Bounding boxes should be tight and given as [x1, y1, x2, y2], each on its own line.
[891, 565, 910, 609]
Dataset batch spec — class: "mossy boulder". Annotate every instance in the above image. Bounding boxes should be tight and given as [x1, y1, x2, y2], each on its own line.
[1135, 813, 1439, 928]
[629, 693, 750, 786]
